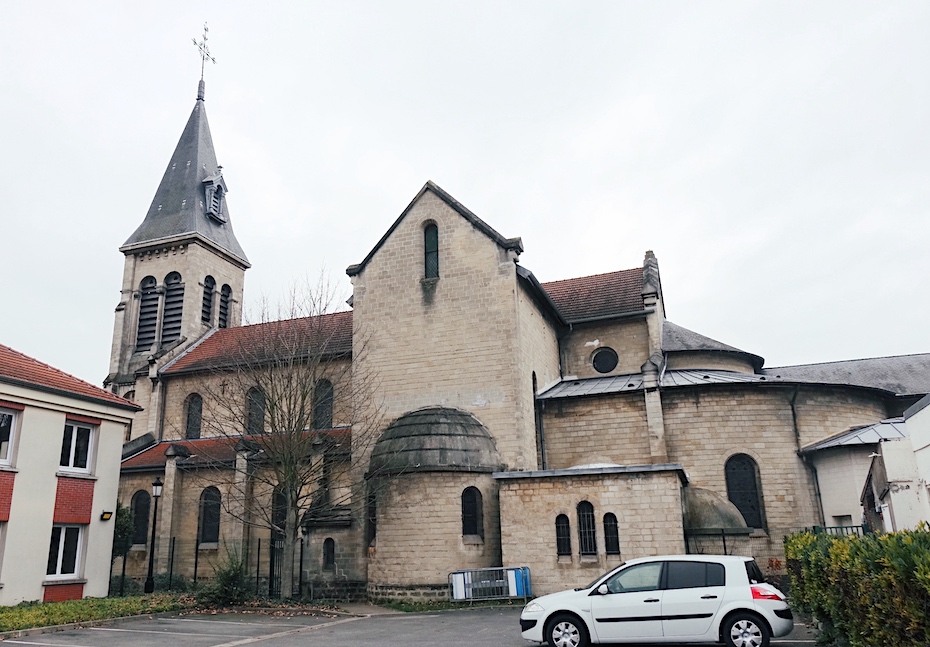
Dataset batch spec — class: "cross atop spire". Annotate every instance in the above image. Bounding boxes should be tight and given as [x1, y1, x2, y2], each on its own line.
[192, 22, 216, 96]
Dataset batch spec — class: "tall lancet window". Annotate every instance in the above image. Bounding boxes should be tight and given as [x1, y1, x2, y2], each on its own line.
[424, 223, 439, 278]
[160, 272, 184, 345]
[219, 285, 232, 328]
[136, 276, 159, 351]
[202, 276, 216, 324]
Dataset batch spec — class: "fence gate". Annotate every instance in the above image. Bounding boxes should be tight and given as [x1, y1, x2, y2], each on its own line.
[268, 538, 284, 597]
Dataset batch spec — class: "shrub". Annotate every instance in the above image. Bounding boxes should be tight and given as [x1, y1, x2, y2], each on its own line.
[197, 546, 251, 606]
[786, 526, 930, 646]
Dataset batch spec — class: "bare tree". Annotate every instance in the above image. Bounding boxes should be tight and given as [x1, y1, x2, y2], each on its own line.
[190, 276, 384, 598]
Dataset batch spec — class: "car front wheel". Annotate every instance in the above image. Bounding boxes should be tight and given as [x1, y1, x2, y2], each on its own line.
[546, 613, 590, 647]
[723, 612, 770, 647]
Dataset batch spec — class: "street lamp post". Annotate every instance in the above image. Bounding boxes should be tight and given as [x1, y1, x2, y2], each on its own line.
[143, 477, 163, 593]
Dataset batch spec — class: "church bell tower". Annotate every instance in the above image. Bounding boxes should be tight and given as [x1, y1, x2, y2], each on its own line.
[105, 79, 250, 439]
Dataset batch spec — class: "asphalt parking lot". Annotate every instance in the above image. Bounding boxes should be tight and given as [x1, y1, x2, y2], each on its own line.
[0, 607, 818, 647]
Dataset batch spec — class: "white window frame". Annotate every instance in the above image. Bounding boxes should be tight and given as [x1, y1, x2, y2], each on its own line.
[46, 524, 84, 580]
[0, 407, 19, 466]
[59, 422, 95, 474]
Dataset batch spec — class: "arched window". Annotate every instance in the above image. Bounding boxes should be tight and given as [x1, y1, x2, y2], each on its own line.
[725, 453, 766, 529]
[461, 487, 483, 538]
[185, 393, 203, 439]
[533, 372, 546, 469]
[198, 487, 221, 544]
[246, 387, 265, 434]
[604, 513, 620, 555]
[130, 490, 150, 546]
[218, 285, 232, 328]
[312, 379, 334, 429]
[160, 272, 184, 345]
[424, 223, 439, 278]
[202, 276, 216, 324]
[555, 514, 571, 556]
[323, 538, 335, 570]
[136, 276, 158, 351]
[577, 501, 596, 555]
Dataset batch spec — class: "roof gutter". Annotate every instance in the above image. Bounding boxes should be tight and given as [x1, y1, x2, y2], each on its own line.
[568, 308, 653, 325]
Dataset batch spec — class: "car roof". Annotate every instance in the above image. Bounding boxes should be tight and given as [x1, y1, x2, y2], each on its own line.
[624, 554, 752, 565]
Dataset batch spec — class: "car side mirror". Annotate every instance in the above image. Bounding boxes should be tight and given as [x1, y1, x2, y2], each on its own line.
[597, 584, 609, 595]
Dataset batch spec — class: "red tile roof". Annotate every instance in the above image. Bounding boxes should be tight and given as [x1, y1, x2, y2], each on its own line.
[122, 429, 352, 470]
[0, 343, 139, 410]
[541, 269, 644, 322]
[165, 310, 353, 375]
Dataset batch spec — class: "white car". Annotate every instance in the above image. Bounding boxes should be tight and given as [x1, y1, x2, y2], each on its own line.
[520, 555, 792, 647]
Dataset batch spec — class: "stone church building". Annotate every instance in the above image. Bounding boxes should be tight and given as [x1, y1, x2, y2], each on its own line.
[111, 81, 930, 599]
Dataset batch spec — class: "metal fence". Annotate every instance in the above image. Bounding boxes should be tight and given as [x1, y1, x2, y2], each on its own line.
[448, 567, 532, 602]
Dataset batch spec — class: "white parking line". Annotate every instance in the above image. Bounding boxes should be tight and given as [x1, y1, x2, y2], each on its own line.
[208, 615, 366, 647]
[90, 626, 250, 638]
[170, 618, 306, 628]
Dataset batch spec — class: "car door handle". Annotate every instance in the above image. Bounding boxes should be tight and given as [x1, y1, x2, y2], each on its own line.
[644, 598, 660, 603]
[701, 595, 718, 599]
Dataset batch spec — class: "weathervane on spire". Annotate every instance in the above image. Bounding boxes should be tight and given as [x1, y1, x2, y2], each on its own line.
[192, 22, 216, 81]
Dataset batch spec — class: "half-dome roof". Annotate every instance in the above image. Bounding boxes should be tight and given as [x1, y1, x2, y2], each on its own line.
[368, 407, 502, 477]
[663, 321, 764, 371]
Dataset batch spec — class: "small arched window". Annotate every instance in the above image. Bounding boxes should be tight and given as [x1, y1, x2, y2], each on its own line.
[218, 285, 232, 328]
[555, 514, 571, 556]
[577, 501, 596, 555]
[312, 379, 334, 429]
[246, 387, 265, 434]
[185, 393, 203, 439]
[198, 487, 221, 544]
[461, 487, 483, 538]
[136, 276, 158, 351]
[202, 276, 216, 324]
[130, 490, 150, 546]
[424, 223, 439, 278]
[160, 272, 184, 345]
[604, 513, 620, 555]
[725, 453, 766, 529]
[323, 538, 335, 570]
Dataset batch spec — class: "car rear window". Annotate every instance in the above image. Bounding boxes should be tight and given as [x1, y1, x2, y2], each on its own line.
[666, 561, 726, 589]
[744, 559, 766, 584]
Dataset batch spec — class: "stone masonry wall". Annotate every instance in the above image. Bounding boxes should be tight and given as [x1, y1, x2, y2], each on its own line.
[542, 393, 651, 469]
[560, 319, 650, 379]
[368, 472, 501, 588]
[498, 471, 685, 596]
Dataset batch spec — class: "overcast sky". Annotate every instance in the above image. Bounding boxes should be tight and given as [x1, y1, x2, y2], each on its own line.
[2, 1, 928, 386]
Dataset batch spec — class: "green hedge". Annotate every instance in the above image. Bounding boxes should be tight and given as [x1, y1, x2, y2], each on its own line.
[785, 527, 930, 646]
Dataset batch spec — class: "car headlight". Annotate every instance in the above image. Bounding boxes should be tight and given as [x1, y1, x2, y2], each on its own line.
[523, 601, 544, 613]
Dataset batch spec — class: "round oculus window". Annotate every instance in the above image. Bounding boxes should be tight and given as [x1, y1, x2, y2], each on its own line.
[592, 347, 619, 374]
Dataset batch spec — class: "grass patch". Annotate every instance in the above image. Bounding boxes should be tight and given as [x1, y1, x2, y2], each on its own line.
[378, 598, 526, 613]
[0, 593, 195, 632]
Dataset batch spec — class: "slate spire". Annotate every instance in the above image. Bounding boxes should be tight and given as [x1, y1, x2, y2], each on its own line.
[121, 82, 249, 267]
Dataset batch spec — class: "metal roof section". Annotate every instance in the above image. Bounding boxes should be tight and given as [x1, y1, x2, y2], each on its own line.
[121, 82, 249, 267]
[538, 370, 784, 400]
[662, 321, 764, 370]
[764, 353, 930, 397]
[905, 393, 930, 420]
[347, 181, 522, 277]
[800, 418, 908, 454]
[494, 462, 689, 485]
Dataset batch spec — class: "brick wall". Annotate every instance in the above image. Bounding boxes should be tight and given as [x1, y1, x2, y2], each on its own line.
[0, 471, 14, 521]
[54, 477, 94, 524]
[43, 583, 84, 602]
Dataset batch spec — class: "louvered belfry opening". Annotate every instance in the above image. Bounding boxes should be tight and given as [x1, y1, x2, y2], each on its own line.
[218, 284, 232, 328]
[160, 272, 184, 345]
[135, 276, 159, 351]
[201, 276, 216, 324]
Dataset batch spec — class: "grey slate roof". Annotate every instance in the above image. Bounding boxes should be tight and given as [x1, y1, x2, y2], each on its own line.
[537, 369, 781, 400]
[799, 418, 908, 453]
[121, 83, 249, 266]
[662, 321, 764, 370]
[764, 354, 930, 396]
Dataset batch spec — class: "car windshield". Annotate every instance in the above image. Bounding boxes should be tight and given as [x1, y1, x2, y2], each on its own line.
[745, 559, 767, 584]
[576, 562, 626, 591]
